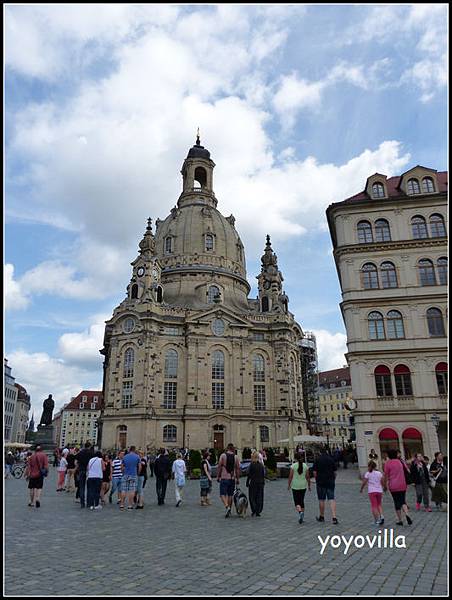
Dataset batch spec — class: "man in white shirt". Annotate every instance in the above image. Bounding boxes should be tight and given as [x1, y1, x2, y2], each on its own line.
[172, 453, 187, 507]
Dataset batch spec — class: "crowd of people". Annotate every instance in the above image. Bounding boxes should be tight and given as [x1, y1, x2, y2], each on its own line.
[10, 442, 448, 527]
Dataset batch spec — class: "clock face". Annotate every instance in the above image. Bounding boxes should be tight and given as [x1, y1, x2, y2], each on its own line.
[137, 267, 145, 277]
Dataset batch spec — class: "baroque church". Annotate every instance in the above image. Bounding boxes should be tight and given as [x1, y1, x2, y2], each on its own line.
[99, 137, 307, 453]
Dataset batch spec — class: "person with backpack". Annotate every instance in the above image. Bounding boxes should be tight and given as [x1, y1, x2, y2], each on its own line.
[172, 453, 187, 507]
[154, 448, 171, 505]
[383, 448, 413, 525]
[26, 445, 49, 508]
[217, 443, 240, 518]
[288, 452, 311, 523]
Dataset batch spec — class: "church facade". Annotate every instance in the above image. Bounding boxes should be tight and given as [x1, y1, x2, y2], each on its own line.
[99, 138, 307, 453]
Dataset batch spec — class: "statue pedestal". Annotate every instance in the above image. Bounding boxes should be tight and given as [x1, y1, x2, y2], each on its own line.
[35, 425, 55, 453]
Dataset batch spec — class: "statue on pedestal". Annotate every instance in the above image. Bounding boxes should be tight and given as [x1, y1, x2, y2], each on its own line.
[39, 394, 55, 426]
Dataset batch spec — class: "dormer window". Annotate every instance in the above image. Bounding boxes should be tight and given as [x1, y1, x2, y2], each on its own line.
[372, 182, 385, 198]
[407, 178, 420, 195]
[422, 177, 435, 193]
[205, 234, 214, 252]
[164, 236, 173, 254]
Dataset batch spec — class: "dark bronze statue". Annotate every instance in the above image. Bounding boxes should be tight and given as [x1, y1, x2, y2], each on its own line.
[39, 394, 55, 426]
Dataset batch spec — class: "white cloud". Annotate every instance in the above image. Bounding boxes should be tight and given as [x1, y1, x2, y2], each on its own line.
[7, 349, 102, 418]
[312, 329, 348, 372]
[5, 264, 30, 311]
[58, 314, 107, 370]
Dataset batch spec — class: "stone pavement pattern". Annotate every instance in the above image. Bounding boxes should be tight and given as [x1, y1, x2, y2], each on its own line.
[5, 468, 448, 596]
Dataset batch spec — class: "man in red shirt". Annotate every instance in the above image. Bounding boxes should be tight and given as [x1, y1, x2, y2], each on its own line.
[26, 445, 49, 508]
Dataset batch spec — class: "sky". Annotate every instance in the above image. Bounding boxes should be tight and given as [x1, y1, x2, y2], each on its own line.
[5, 4, 448, 419]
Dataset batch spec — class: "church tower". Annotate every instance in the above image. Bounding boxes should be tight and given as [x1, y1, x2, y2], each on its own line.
[99, 138, 307, 454]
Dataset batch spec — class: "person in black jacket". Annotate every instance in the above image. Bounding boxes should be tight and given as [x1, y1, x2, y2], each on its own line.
[154, 448, 171, 505]
[410, 453, 431, 511]
[74, 442, 94, 509]
[246, 451, 265, 516]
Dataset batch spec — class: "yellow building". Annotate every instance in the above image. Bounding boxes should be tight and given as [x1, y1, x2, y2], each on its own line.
[59, 391, 103, 448]
[318, 367, 354, 448]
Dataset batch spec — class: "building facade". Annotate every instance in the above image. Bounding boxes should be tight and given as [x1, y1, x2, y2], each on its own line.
[12, 383, 31, 444]
[318, 367, 354, 448]
[299, 332, 321, 434]
[4, 359, 18, 442]
[59, 391, 103, 448]
[327, 166, 448, 469]
[100, 137, 307, 453]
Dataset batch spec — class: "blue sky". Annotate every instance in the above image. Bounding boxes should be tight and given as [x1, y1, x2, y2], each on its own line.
[5, 4, 447, 417]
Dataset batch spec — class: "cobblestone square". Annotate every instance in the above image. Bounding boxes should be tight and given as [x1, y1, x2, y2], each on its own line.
[4, 468, 448, 596]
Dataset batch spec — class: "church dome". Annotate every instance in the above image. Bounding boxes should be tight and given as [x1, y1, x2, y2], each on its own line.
[187, 143, 211, 160]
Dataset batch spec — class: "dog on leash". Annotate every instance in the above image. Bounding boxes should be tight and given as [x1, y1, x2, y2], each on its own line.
[233, 487, 249, 518]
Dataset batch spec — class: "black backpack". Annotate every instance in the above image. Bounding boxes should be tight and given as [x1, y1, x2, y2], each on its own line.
[226, 452, 236, 475]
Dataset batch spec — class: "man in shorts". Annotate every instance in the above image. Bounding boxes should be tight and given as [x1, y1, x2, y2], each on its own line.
[120, 446, 140, 510]
[313, 447, 339, 524]
[109, 450, 124, 504]
[26, 445, 49, 508]
[217, 443, 240, 518]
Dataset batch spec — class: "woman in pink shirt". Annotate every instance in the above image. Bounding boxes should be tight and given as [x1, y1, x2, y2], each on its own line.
[383, 448, 413, 526]
[360, 460, 385, 525]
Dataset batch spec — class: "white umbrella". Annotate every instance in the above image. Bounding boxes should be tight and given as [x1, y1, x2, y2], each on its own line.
[277, 435, 328, 444]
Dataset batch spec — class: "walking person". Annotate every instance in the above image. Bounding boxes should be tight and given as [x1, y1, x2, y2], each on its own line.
[313, 447, 339, 524]
[100, 454, 111, 505]
[154, 448, 171, 506]
[247, 451, 265, 517]
[360, 460, 385, 525]
[200, 451, 213, 506]
[430, 452, 448, 510]
[75, 442, 94, 509]
[56, 450, 68, 491]
[148, 451, 156, 478]
[410, 453, 432, 512]
[5, 452, 15, 478]
[120, 445, 140, 510]
[135, 451, 148, 509]
[65, 449, 77, 493]
[87, 451, 105, 510]
[26, 445, 49, 508]
[288, 452, 311, 524]
[172, 452, 187, 507]
[383, 448, 413, 525]
[217, 443, 241, 518]
[109, 451, 124, 504]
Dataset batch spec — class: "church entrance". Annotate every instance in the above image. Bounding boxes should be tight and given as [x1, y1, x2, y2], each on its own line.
[213, 425, 224, 451]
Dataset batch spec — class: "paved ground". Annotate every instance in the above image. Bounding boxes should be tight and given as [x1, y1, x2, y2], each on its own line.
[4, 467, 448, 596]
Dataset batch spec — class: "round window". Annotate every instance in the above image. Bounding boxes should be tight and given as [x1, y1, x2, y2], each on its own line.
[123, 317, 136, 333]
[212, 319, 225, 336]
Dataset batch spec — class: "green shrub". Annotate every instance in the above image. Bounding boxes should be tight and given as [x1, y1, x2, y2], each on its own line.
[191, 468, 201, 479]
[189, 449, 202, 471]
[168, 451, 177, 465]
[265, 467, 278, 479]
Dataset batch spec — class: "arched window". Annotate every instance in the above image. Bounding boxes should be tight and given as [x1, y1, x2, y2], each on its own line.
[261, 296, 269, 312]
[422, 177, 435, 193]
[437, 257, 448, 285]
[253, 354, 266, 411]
[164, 236, 173, 254]
[131, 284, 139, 299]
[375, 219, 391, 242]
[372, 182, 385, 198]
[260, 425, 269, 443]
[117, 425, 127, 449]
[394, 364, 413, 396]
[427, 308, 445, 337]
[407, 178, 420, 194]
[357, 221, 373, 244]
[212, 350, 225, 410]
[194, 166, 207, 189]
[253, 354, 265, 382]
[205, 234, 214, 252]
[402, 427, 424, 460]
[411, 216, 428, 239]
[429, 213, 446, 238]
[362, 263, 379, 289]
[418, 259, 436, 286]
[374, 365, 392, 397]
[123, 347, 135, 378]
[387, 311, 405, 339]
[435, 363, 448, 395]
[207, 285, 220, 304]
[379, 427, 399, 456]
[368, 312, 385, 340]
[164, 349, 178, 378]
[156, 286, 163, 303]
[163, 424, 177, 442]
[380, 261, 398, 288]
